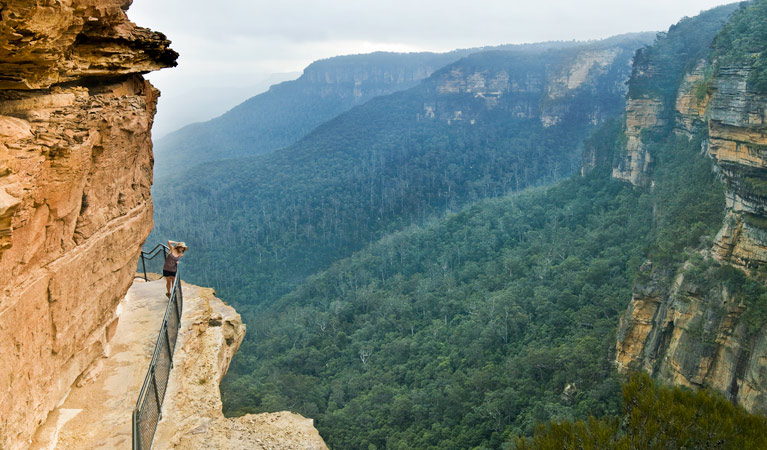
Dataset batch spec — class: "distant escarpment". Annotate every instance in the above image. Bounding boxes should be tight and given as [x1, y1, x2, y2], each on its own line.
[0, 1, 176, 448]
[614, 1, 767, 414]
[424, 42, 638, 129]
[153, 50, 475, 175]
[154, 36, 654, 178]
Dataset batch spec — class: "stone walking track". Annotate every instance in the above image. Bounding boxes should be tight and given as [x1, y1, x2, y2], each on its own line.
[30, 278, 327, 450]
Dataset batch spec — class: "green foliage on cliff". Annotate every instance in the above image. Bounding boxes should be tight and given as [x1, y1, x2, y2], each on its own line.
[645, 132, 725, 265]
[681, 256, 767, 337]
[514, 372, 767, 449]
[627, 3, 739, 103]
[713, 0, 767, 92]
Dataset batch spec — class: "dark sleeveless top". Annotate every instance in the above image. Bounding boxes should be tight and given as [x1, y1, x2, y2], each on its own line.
[163, 253, 180, 272]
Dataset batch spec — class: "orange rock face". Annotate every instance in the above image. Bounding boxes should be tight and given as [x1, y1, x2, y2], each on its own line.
[611, 97, 665, 187]
[0, 1, 176, 448]
[616, 63, 767, 415]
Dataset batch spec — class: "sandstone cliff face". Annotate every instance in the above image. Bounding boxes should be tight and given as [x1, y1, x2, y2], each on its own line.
[674, 60, 710, 137]
[304, 59, 437, 102]
[708, 66, 767, 268]
[0, 1, 176, 448]
[615, 59, 767, 414]
[425, 46, 635, 128]
[615, 260, 767, 413]
[611, 97, 665, 186]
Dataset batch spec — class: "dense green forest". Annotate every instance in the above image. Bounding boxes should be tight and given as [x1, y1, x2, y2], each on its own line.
[214, 6, 741, 448]
[515, 372, 767, 449]
[713, 0, 767, 90]
[219, 124, 724, 448]
[151, 36, 647, 310]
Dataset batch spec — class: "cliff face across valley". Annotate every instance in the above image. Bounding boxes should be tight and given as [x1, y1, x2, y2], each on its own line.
[153, 50, 477, 175]
[0, 1, 176, 448]
[422, 42, 641, 128]
[614, 2, 767, 414]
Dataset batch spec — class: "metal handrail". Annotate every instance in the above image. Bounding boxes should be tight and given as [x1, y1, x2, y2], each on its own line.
[132, 248, 183, 450]
[136, 244, 169, 282]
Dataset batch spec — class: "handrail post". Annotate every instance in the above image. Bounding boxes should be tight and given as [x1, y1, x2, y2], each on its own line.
[175, 288, 182, 322]
[177, 273, 183, 313]
[133, 408, 141, 450]
[141, 253, 148, 282]
[165, 323, 174, 369]
[152, 368, 162, 421]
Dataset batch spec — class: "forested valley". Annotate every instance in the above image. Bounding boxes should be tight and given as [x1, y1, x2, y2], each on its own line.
[151, 35, 648, 310]
[146, 1, 767, 449]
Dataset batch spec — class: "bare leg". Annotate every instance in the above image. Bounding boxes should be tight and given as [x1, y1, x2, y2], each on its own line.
[165, 276, 172, 295]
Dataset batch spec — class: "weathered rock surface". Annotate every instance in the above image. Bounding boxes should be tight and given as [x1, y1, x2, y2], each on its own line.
[616, 259, 767, 413]
[674, 60, 710, 137]
[154, 285, 328, 450]
[0, 0, 176, 90]
[708, 66, 767, 268]
[611, 97, 665, 186]
[28, 279, 327, 450]
[0, 1, 176, 448]
[616, 60, 767, 414]
[425, 44, 637, 128]
[28, 279, 174, 450]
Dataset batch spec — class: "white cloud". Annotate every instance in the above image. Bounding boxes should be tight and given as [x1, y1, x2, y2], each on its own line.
[127, 0, 735, 131]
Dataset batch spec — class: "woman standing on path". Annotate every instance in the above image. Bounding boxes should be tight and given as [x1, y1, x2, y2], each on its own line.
[163, 240, 188, 297]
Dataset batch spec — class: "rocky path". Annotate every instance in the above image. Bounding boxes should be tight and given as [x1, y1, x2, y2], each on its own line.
[30, 278, 170, 449]
[29, 277, 328, 450]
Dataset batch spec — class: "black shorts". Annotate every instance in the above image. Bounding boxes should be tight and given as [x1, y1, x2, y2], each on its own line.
[163, 269, 176, 277]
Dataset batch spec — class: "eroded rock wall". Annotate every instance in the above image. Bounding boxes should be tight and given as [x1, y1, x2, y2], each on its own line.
[611, 97, 665, 186]
[708, 66, 767, 268]
[425, 45, 637, 128]
[0, 1, 176, 448]
[615, 59, 767, 413]
[615, 260, 767, 412]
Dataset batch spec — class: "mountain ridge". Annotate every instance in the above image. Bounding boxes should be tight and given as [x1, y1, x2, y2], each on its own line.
[153, 33, 654, 177]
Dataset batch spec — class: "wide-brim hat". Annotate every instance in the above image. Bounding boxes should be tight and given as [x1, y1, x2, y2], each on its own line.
[174, 242, 189, 251]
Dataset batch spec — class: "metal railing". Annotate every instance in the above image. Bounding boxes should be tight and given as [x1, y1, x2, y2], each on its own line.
[136, 243, 169, 282]
[132, 245, 184, 450]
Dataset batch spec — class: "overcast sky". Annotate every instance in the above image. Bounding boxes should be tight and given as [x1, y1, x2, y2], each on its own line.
[128, 0, 736, 134]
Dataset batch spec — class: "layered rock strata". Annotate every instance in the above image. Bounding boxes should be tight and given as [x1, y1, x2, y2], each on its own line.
[611, 97, 665, 186]
[616, 60, 767, 413]
[708, 66, 767, 267]
[674, 60, 710, 137]
[427, 45, 637, 128]
[0, 1, 176, 448]
[616, 260, 767, 412]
